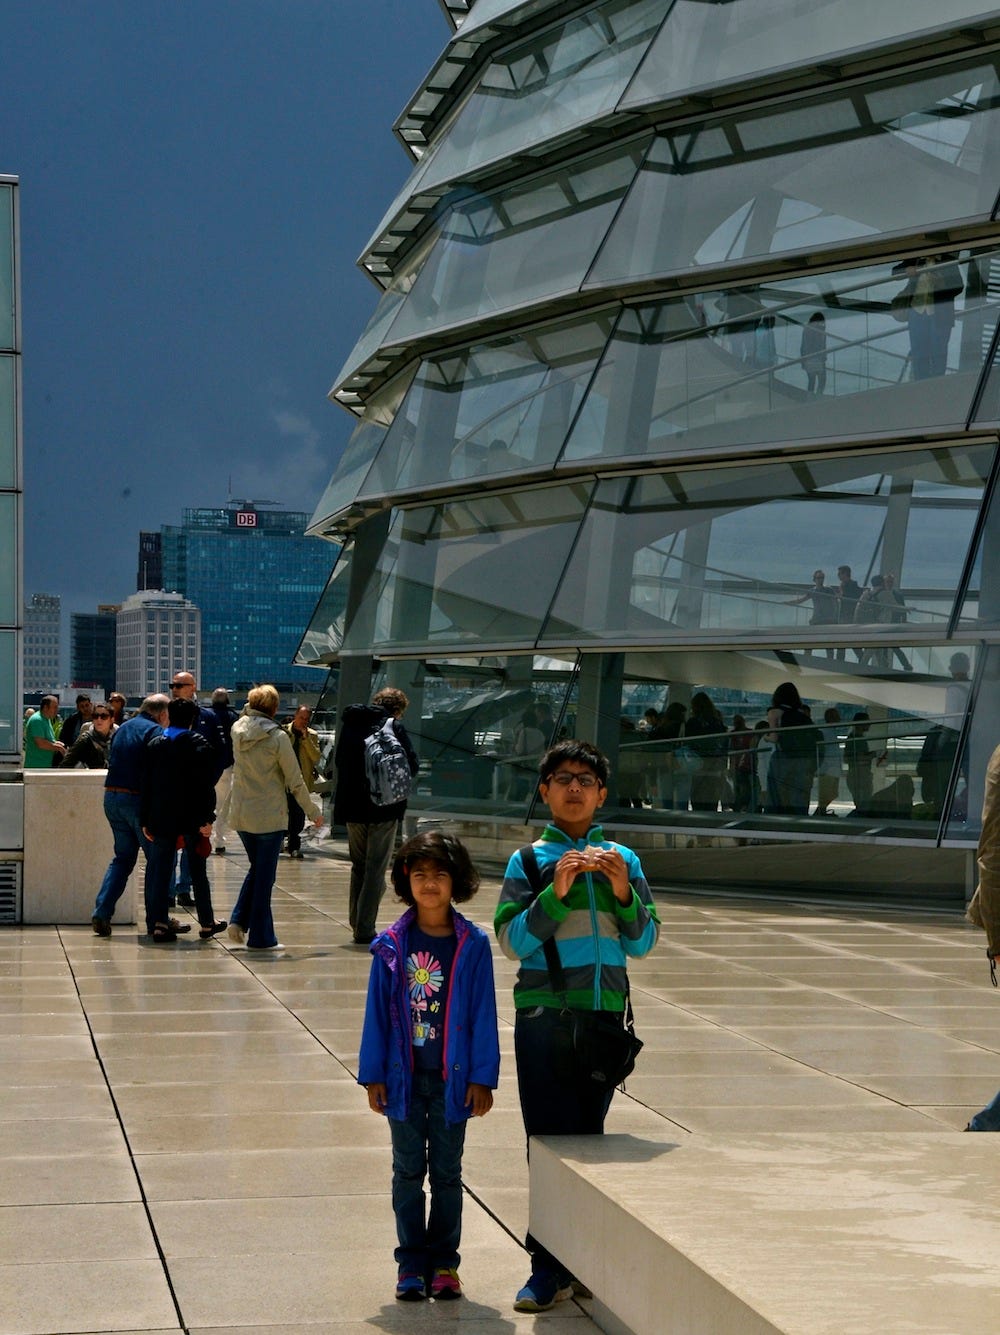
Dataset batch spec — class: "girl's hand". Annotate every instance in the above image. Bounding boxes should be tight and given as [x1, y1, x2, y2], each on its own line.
[465, 1083, 494, 1116]
[366, 1083, 389, 1115]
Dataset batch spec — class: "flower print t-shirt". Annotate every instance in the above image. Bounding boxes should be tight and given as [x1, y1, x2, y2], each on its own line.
[406, 925, 456, 1071]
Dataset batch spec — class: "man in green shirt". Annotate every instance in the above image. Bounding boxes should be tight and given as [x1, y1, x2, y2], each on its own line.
[24, 695, 66, 768]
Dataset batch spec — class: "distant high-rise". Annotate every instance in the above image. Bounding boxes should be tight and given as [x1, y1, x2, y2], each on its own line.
[23, 593, 60, 694]
[158, 503, 330, 691]
[2, 176, 20, 760]
[116, 590, 200, 699]
[71, 604, 119, 693]
[137, 532, 162, 591]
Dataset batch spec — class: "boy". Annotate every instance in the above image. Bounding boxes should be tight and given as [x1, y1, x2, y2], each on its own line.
[495, 739, 660, 1312]
[359, 832, 500, 1302]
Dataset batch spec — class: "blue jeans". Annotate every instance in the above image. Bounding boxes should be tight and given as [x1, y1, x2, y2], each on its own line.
[230, 830, 284, 947]
[389, 1068, 466, 1273]
[93, 792, 150, 922]
[967, 1088, 1000, 1130]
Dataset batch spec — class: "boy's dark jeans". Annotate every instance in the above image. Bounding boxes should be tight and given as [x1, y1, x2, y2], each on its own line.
[389, 1068, 467, 1273]
[515, 1006, 615, 1279]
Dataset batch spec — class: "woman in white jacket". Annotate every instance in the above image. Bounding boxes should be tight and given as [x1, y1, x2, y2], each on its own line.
[227, 685, 322, 949]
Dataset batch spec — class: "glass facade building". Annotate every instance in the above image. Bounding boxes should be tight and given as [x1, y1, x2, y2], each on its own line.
[301, 2, 1000, 898]
[160, 505, 331, 692]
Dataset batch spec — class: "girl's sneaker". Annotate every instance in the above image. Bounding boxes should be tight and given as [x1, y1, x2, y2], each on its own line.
[430, 1268, 461, 1300]
[395, 1271, 426, 1302]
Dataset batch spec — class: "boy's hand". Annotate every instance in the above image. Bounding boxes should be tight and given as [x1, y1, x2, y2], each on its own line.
[366, 1083, 389, 1115]
[465, 1083, 493, 1116]
[552, 848, 631, 903]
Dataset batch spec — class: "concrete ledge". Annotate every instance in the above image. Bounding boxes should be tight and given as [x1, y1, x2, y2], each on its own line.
[530, 1132, 1000, 1335]
[22, 771, 135, 924]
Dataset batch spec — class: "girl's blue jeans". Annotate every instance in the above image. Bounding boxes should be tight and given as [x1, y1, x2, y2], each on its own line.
[388, 1068, 466, 1273]
[968, 1087, 1000, 1130]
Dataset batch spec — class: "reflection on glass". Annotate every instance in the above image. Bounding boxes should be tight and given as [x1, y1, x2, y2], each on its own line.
[592, 56, 1000, 285]
[360, 312, 614, 497]
[543, 444, 992, 645]
[294, 542, 352, 665]
[563, 251, 1000, 464]
[307, 420, 386, 535]
[0, 630, 15, 757]
[377, 140, 647, 351]
[593, 645, 975, 839]
[622, 0, 997, 108]
[0, 355, 15, 489]
[0, 185, 13, 352]
[946, 643, 995, 841]
[412, 0, 664, 194]
[342, 483, 593, 656]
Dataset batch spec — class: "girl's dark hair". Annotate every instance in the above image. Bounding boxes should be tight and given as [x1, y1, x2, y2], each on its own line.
[771, 681, 803, 710]
[391, 831, 480, 905]
[538, 738, 609, 786]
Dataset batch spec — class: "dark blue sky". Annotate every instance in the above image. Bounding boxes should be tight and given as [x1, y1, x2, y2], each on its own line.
[3, 0, 446, 627]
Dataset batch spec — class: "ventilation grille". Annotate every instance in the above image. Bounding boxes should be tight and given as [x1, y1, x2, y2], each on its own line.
[0, 861, 21, 924]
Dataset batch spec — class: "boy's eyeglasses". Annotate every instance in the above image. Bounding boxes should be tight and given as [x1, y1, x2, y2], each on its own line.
[94, 712, 111, 719]
[547, 772, 600, 788]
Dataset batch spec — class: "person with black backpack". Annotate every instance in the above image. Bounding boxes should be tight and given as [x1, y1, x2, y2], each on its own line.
[333, 687, 419, 945]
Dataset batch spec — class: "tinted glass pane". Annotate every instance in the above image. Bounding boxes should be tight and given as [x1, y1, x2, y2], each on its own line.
[564, 251, 999, 465]
[542, 444, 992, 644]
[0, 185, 12, 351]
[622, 0, 997, 108]
[413, 0, 664, 193]
[382, 140, 647, 349]
[0, 355, 15, 488]
[0, 630, 15, 757]
[592, 58, 1000, 285]
[307, 419, 386, 534]
[0, 493, 15, 623]
[945, 644, 994, 841]
[342, 483, 593, 656]
[295, 543, 351, 664]
[575, 645, 973, 840]
[360, 312, 614, 497]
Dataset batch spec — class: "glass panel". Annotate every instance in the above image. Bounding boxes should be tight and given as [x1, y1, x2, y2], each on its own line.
[307, 419, 386, 534]
[0, 630, 16, 757]
[571, 644, 975, 841]
[622, 0, 998, 108]
[0, 493, 16, 623]
[294, 542, 352, 665]
[412, 0, 665, 194]
[399, 655, 577, 817]
[542, 443, 993, 645]
[564, 250, 1000, 465]
[0, 355, 15, 488]
[380, 140, 647, 349]
[342, 482, 593, 656]
[945, 644, 993, 841]
[360, 311, 614, 497]
[0, 185, 13, 351]
[593, 56, 1000, 285]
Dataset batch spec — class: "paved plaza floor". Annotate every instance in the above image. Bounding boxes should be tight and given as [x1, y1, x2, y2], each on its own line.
[1, 842, 996, 1335]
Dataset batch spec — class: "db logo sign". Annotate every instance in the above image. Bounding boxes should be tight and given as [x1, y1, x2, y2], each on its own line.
[236, 511, 257, 528]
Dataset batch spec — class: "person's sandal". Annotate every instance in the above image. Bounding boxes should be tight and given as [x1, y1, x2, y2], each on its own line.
[199, 920, 228, 940]
[168, 917, 192, 934]
[152, 923, 177, 943]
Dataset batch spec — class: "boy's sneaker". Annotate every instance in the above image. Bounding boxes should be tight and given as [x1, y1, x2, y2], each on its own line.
[394, 1272, 426, 1302]
[430, 1268, 461, 1300]
[513, 1271, 573, 1312]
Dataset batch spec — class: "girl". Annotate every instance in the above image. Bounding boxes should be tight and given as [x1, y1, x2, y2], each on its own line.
[358, 832, 500, 1303]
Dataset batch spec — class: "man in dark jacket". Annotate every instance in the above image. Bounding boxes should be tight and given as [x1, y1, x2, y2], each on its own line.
[91, 693, 168, 937]
[333, 686, 419, 945]
[141, 697, 226, 942]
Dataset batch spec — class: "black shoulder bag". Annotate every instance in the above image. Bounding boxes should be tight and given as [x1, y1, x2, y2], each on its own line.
[519, 844, 643, 1088]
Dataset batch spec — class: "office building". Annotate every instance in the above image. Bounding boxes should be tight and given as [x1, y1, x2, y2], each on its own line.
[300, 2, 1000, 900]
[137, 531, 162, 591]
[71, 605, 119, 693]
[158, 503, 329, 692]
[116, 590, 200, 699]
[22, 593, 60, 695]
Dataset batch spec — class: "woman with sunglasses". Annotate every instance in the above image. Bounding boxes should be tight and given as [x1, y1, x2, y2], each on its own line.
[62, 707, 118, 769]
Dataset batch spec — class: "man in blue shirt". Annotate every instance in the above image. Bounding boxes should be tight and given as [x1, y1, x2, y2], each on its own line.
[91, 693, 169, 937]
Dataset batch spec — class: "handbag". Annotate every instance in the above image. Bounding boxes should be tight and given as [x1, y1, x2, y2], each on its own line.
[519, 844, 643, 1087]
